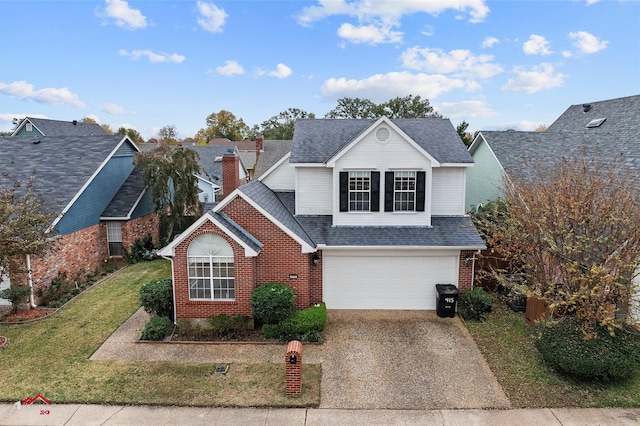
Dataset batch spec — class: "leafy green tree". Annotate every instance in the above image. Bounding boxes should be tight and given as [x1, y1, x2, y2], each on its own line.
[0, 176, 56, 277]
[325, 95, 441, 119]
[195, 110, 250, 143]
[456, 121, 473, 147]
[134, 143, 201, 242]
[260, 108, 315, 140]
[117, 126, 143, 144]
[324, 97, 379, 119]
[482, 155, 640, 334]
[158, 125, 179, 145]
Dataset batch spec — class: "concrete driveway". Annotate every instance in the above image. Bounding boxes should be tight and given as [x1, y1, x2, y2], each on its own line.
[319, 310, 510, 410]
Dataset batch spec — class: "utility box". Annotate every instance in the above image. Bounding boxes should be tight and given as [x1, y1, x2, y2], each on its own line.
[286, 340, 302, 397]
[436, 284, 459, 318]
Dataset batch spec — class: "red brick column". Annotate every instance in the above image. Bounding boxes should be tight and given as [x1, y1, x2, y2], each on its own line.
[286, 340, 302, 397]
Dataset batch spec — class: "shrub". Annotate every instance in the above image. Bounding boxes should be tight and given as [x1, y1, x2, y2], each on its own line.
[140, 278, 174, 319]
[250, 282, 294, 325]
[534, 316, 640, 381]
[0, 285, 31, 314]
[140, 316, 173, 341]
[208, 314, 251, 336]
[124, 234, 158, 264]
[262, 303, 326, 342]
[459, 287, 494, 321]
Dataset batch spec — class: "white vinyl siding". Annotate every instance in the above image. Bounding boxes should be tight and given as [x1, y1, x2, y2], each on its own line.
[296, 167, 332, 215]
[323, 250, 459, 310]
[431, 168, 466, 215]
[260, 160, 295, 191]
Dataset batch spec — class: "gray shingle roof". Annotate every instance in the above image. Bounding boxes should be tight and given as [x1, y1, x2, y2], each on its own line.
[0, 135, 130, 213]
[101, 168, 146, 219]
[296, 215, 486, 248]
[254, 140, 293, 178]
[290, 118, 472, 164]
[211, 211, 263, 254]
[547, 95, 640, 137]
[16, 117, 107, 136]
[187, 145, 236, 185]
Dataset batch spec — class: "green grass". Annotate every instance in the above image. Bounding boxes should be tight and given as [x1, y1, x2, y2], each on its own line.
[0, 259, 320, 407]
[465, 298, 640, 408]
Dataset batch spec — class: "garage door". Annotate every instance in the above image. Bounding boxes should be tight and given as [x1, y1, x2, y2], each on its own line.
[323, 251, 459, 310]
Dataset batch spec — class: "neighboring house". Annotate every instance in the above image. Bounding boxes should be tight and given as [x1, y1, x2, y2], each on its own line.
[11, 117, 106, 137]
[159, 117, 485, 322]
[466, 94, 640, 210]
[466, 94, 640, 322]
[207, 136, 265, 179]
[253, 140, 293, 181]
[0, 135, 159, 306]
[188, 145, 248, 203]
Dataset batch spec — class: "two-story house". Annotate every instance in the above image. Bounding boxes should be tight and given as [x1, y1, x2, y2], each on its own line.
[159, 117, 485, 321]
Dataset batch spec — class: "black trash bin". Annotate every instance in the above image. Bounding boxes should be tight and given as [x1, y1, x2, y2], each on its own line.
[435, 284, 459, 318]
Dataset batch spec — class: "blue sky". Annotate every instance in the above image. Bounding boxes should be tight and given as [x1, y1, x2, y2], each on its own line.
[1, 0, 638, 139]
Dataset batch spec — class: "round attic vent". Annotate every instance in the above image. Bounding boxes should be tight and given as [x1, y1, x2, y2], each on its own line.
[376, 127, 390, 142]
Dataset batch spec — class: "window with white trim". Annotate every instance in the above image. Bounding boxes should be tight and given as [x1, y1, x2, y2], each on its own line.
[394, 171, 416, 211]
[106, 221, 123, 257]
[349, 171, 371, 211]
[187, 234, 235, 300]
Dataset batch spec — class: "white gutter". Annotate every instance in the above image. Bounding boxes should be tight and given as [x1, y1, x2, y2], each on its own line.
[26, 254, 37, 308]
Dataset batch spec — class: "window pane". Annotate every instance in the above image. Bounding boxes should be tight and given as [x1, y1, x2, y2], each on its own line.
[348, 171, 370, 211]
[394, 171, 416, 211]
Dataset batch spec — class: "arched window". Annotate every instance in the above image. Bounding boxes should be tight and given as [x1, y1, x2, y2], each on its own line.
[187, 234, 235, 300]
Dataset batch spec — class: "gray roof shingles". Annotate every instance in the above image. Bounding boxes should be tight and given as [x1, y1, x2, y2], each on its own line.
[290, 118, 472, 164]
[254, 140, 293, 178]
[188, 145, 237, 185]
[101, 168, 146, 218]
[0, 135, 129, 212]
[22, 117, 107, 136]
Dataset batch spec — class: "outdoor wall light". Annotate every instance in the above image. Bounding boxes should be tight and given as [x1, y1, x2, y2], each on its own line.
[311, 253, 320, 266]
[464, 255, 474, 267]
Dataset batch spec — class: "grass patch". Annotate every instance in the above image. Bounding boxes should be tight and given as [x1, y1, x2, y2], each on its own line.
[0, 259, 320, 407]
[465, 297, 640, 408]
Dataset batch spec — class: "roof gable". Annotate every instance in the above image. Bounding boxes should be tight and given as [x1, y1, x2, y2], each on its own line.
[12, 117, 107, 137]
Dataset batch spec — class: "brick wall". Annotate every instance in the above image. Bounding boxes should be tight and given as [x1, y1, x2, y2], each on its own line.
[121, 212, 160, 248]
[173, 220, 256, 320]
[458, 250, 475, 290]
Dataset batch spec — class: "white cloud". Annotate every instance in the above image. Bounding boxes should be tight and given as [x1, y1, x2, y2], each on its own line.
[482, 36, 499, 48]
[400, 47, 503, 79]
[102, 103, 135, 115]
[337, 23, 403, 44]
[119, 49, 185, 63]
[297, 0, 490, 26]
[261, 63, 293, 79]
[321, 71, 470, 102]
[215, 60, 244, 76]
[197, 1, 228, 33]
[435, 100, 499, 120]
[568, 31, 608, 54]
[0, 80, 86, 108]
[523, 34, 552, 55]
[102, 0, 147, 30]
[501, 63, 566, 94]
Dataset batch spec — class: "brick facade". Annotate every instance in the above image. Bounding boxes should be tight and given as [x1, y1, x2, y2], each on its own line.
[12, 213, 159, 303]
[458, 250, 476, 290]
[173, 197, 323, 320]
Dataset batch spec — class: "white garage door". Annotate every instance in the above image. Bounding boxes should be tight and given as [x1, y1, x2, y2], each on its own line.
[323, 251, 459, 310]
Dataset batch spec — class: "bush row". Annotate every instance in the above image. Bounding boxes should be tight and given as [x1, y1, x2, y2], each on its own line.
[262, 303, 327, 342]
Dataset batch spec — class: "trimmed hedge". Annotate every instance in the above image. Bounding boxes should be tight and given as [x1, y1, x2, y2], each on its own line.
[140, 278, 173, 319]
[262, 303, 326, 342]
[140, 316, 173, 341]
[459, 287, 494, 321]
[250, 282, 294, 325]
[534, 316, 640, 381]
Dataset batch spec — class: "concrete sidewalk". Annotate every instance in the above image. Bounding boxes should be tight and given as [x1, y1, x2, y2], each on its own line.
[1, 404, 639, 425]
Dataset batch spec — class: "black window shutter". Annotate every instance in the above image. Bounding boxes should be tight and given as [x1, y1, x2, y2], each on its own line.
[339, 171, 348, 212]
[416, 171, 426, 212]
[370, 171, 380, 212]
[384, 171, 394, 212]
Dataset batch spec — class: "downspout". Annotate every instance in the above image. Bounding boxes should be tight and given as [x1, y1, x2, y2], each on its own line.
[162, 255, 177, 325]
[26, 254, 37, 308]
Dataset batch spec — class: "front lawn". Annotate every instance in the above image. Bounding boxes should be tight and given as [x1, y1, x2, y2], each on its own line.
[465, 298, 640, 408]
[0, 259, 320, 407]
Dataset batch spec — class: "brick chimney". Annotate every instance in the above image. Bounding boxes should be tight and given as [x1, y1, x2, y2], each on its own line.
[222, 153, 241, 197]
[256, 134, 264, 152]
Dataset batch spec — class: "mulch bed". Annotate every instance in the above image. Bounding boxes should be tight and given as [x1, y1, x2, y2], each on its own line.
[1, 308, 56, 323]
